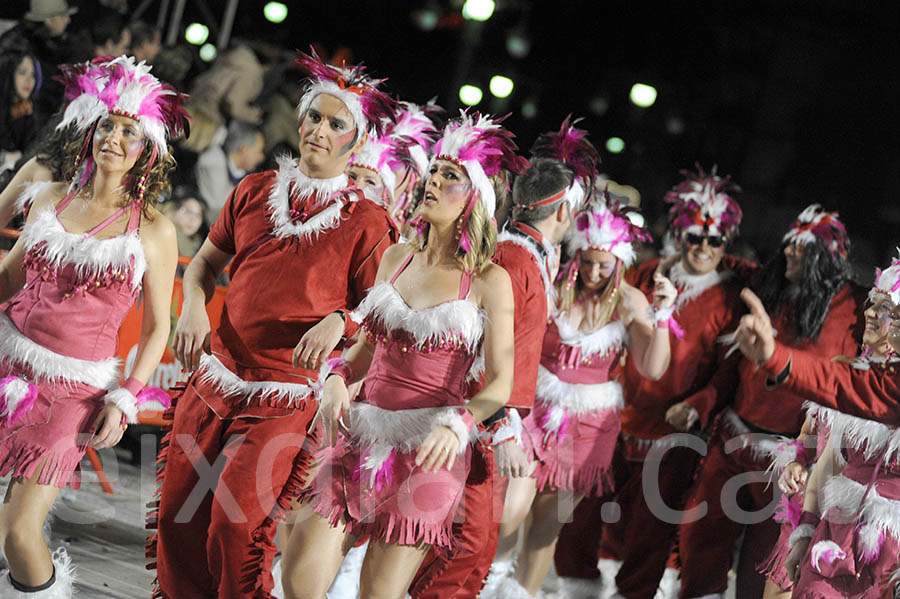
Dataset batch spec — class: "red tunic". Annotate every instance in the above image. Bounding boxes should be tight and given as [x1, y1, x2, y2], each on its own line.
[621, 258, 744, 440]
[762, 340, 900, 426]
[491, 226, 551, 411]
[732, 282, 865, 435]
[207, 167, 396, 388]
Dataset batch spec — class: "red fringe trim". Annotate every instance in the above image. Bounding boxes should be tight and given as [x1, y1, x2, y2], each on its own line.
[757, 530, 792, 591]
[0, 436, 85, 488]
[535, 459, 615, 498]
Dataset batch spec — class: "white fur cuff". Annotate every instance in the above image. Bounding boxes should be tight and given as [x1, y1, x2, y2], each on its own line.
[788, 524, 816, 548]
[433, 409, 475, 454]
[105, 386, 139, 424]
[653, 306, 675, 323]
[492, 409, 523, 447]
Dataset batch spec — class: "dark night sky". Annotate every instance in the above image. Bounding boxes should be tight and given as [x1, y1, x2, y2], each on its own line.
[4, 0, 900, 273]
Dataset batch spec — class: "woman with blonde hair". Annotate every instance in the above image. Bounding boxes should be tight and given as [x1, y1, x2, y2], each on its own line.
[280, 112, 525, 599]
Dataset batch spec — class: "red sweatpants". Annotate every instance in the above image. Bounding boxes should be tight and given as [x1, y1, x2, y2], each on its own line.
[677, 428, 781, 599]
[409, 441, 503, 598]
[149, 376, 317, 599]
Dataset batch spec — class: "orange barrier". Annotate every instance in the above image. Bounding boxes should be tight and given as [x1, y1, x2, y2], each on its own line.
[2, 228, 228, 493]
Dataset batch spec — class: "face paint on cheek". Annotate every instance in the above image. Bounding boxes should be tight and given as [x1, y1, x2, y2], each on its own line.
[444, 183, 473, 201]
[336, 129, 358, 155]
[124, 139, 145, 159]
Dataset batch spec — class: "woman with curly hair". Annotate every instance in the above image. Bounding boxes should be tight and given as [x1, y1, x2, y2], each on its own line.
[0, 55, 186, 598]
[280, 112, 524, 599]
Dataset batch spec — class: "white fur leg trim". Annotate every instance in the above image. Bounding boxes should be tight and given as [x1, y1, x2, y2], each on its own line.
[0, 547, 78, 598]
[478, 560, 517, 599]
[104, 387, 139, 424]
[596, 558, 623, 582]
[349, 403, 476, 455]
[557, 576, 603, 599]
[788, 524, 816, 548]
[197, 353, 313, 405]
[535, 365, 624, 416]
[654, 567, 681, 599]
[270, 556, 283, 599]
[326, 541, 366, 599]
[0, 312, 120, 389]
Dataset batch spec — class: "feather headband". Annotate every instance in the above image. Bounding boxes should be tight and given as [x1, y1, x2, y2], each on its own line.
[782, 203, 850, 259]
[530, 115, 601, 212]
[56, 55, 188, 156]
[295, 48, 396, 137]
[430, 110, 529, 218]
[565, 192, 651, 267]
[665, 164, 743, 239]
[871, 249, 900, 305]
[390, 100, 442, 176]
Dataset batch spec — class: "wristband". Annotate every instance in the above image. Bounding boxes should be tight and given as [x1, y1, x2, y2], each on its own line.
[315, 357, 351, 398]
[121, 376, 144, 396]
[460, 408, 476, 432]
[788, 523, 816, 548]
[798, 510, 820, 528]
[104, 377, 145, 424]
[652, 306, 685, 339]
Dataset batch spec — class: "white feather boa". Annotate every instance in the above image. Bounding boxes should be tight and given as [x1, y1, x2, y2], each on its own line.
[805, 402, 900, 465]
[0, 312, 120, 389]
[667, 261, 731, 311]
[553, 316, 627, 358]
[197, 353, 313, 405]
[497, 229, 556, 311]
[266, 155, 353, 242]
[535, 364, 624, 416]
[351, 281, 485, 353]
[820, 474, 900, 548]
[348, 402, 477, 478]
[23, 207, 147, 290]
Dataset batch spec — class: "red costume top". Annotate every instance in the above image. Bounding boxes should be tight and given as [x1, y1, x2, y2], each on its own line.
[730, 282, 865, 435]
[761, 341, 900, 426]
[205, 156, 397, 406]
[492, 222, 554, 411]
[621, 258, 743, 441]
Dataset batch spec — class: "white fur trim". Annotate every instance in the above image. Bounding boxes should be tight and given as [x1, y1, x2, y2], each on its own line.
[820, 474, 900, 545]
[349, 402, 477, 455]
[478, 560, 525, 599]
[655, 567, 681, 599]
[652, 306, 675, 324]
[0, 312, 120, 389]
[668, 261, 731, 311]
[0, 378, 32, 418]
[270, 556, 283, 599]
[297, 82, 366, 139]
[596, 558, 623, 584]
[557, 576, 603, 598]
[766, 437, 806, 474]
[810, 540, 846, 574]
[622, 432, 691, 453]
[197, 353, 313, 405]
[326, 541, 367, 599]
[13, 181, 52, 216]
[497, 229, 557, 311]
[554, 316, 627, 358]
[104, 386, 139, 424]
[266, 155, 353, 242]
[23, 207, 147, 290]
[0, 546, 78, 598]
[535, 364, 624, 416]
[352, 281, 485, 353]
[873, 249, 900, 305]
[492, 408, 523, 447]
[805, 402, 900, 465]
[720, 408, 784, 461]
[467, 349, 485, 382]
[788, 524, 816, 548]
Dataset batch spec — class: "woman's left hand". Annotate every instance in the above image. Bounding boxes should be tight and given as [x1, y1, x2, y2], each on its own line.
[416, 425, 460, 473]
[651, 272, 677, 310]
[90, 404, 127, 449]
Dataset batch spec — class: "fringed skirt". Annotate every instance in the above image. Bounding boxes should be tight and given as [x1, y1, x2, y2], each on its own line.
[758, 492, 805, 590]
[0, 361, 107, 489]
[524, 404, 620, 497]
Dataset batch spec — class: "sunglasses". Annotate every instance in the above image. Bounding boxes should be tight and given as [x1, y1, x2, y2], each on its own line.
[685, 233, 725, 248]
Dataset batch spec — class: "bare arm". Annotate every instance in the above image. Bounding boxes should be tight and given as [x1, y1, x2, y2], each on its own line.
[0, 158, 53, 228]
[0, 183, 59, 303]
[620, 279, 674, 380]
[171, 238, 234, 371]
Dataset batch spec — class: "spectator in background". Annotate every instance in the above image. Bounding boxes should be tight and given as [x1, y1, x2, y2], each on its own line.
[129, 20, 161, 63]
[0, 50, 41, 175]
[187, 44, 265, 131]
[162, 188, 207, 257]
[0, 0, 78, 121]
[195, 120, 265, 222]
[72, 14, 130, 61]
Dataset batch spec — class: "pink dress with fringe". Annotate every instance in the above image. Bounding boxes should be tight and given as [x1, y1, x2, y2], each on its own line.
[0, 185, 143, 488]
[524, 312, 624, 497]
[303, 250, 482, 550]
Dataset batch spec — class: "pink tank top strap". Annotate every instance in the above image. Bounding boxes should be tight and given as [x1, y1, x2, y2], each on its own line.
[125, 201, 142, 234]
[390, 249, 416, 284]
[84, 202, 135, 238]
[458, 270, 473, 300]
[54, 187, 79, 215]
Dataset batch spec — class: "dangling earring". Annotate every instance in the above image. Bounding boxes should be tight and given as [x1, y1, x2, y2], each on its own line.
[455, 216, 463, 242]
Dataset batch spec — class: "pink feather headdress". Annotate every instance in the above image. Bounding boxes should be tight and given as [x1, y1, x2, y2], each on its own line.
[666, 164, 743, 239]
[295, 48, 396, 137]
[565, 192, 652, 267]
[530, 115, 602, 212]
[430, 110, 529, 218]
[871, 249, 900, 305]
[782, 204, 850, 259]
[56, 55, 188, 156]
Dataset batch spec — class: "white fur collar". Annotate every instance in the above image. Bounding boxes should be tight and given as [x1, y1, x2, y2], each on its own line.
[23, 207, 147, 290]
[553, 314, 626, 357]
[667, 261, 731, 310]
[497, 228, 557, 311]
[351, 281, 485, 353]
[805, 402, 900, 465]
[266, 155, 353, 241]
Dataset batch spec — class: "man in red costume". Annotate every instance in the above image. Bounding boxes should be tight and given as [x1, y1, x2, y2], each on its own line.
[411, 119, 600, 599]
[565, 167, 746, 599]
[149, 51, 398, 599]
[676, 204, 865, 599]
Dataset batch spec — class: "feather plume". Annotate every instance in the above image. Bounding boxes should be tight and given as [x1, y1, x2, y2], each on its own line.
[810, 540, 846, 573]
[782, 203, 849, 259]
[530, 114, 601, 198]
[565, 192, 651, 266]
[665, 164, 742, 239]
